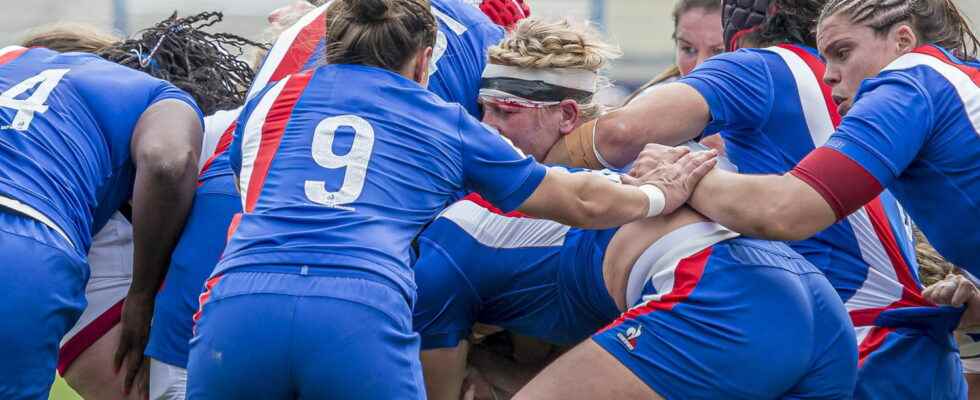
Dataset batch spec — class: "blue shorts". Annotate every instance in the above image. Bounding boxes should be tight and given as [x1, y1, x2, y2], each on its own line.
[593, 238, 858, 399]
[146, 175, 240, 368]
[187, 270, 424, 399]
[856, 306, 966, 400]
[413, 217, 620, 349]
[0, 210, 87, 399]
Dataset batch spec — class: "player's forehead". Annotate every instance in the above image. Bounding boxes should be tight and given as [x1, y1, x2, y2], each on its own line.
[816, 13, 859, 53]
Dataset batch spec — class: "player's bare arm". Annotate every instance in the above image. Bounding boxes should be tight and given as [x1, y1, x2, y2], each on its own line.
[518, 150, 717, 229]
[543, 82, 710, 169]
[630, 145, 836, 241]
[116, 99, 202, 395]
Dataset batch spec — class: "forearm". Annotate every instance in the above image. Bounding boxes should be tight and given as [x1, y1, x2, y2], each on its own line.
[129, 156, 198, 297]
[518, 171, 649, 229]
[128, 100, 202, 298]
[688, 169, 835, 241]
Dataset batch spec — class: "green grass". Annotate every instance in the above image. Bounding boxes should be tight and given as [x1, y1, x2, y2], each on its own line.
[49, 376, 82, 400]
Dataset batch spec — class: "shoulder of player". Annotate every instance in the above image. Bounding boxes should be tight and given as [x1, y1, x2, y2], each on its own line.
[875, 50, 976, 101]
[853, 62, 936, 108]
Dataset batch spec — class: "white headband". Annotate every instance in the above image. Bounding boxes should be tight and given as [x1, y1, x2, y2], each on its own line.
[481, 64, 599, 94]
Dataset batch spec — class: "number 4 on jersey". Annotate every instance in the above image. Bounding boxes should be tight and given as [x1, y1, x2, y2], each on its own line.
[0, 69, 70, 131]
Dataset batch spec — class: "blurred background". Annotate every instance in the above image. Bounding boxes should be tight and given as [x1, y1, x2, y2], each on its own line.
[8, 0, 977, 95]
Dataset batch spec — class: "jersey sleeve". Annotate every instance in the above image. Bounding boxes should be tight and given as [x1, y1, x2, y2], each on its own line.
[791, 73, 933, 218]
[678, 50, 774, 138]
[74, 62, 203, 167]
[458, 110, 547, 212]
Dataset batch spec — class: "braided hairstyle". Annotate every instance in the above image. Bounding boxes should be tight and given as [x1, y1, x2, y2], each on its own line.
[820, 0, 980, 60]
[97, 11, 267, 115]
[487, 18, 621, 120]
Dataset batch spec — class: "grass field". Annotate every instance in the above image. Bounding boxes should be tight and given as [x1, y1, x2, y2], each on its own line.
[49, 376, 82, 400]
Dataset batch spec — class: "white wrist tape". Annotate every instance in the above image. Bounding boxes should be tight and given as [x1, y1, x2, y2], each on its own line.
[639, 184, 666, 217]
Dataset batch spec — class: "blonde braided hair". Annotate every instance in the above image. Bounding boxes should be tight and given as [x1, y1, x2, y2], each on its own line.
[488, 18, 621, 120]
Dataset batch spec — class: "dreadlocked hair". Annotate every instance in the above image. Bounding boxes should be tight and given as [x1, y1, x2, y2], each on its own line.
[821, 0, 980, 60]
[488, 18, 622, 120]
[97, 11, 268, 115]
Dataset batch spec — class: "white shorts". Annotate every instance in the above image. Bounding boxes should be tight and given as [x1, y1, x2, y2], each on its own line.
[58, 211, 133, 374]
[150, 358, 188, 400]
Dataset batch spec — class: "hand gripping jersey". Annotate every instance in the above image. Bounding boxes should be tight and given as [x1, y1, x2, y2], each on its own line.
[249, 0, 503, 117]
[222, 64, 545, 299]
[795, 45, 980, 276]
[680, 44, 962, 398]
[0, 46, 200, 255]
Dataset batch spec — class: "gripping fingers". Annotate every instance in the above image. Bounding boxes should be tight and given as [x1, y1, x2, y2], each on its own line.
[952, 276, 978, 307]
[630, 145, 691, 177]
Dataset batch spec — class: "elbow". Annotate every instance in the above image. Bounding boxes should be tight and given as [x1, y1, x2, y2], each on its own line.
[136, 146, 199, 187]
[596, 120, 637, 168]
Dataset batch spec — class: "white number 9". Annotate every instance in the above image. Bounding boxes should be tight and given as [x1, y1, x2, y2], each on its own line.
[304, 115, 375, 209]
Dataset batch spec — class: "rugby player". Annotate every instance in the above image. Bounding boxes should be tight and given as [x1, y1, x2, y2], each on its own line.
[625, 0, 723, 104]
[539, 0, 958, 397]
[145, 1, 528, 398]
[630, 0, 980, 396]
[0, 23, 204, 400]
[186, 0, 715, 398]
[415, 17, 856, 400]
[16, 13, 261, 400]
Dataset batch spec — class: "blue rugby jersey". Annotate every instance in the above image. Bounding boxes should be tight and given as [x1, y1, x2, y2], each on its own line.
[0, 46, 200, 255]
[678, 44, 929, 333]
[220, 64, 545, 298]
[795, 45, 980, 275]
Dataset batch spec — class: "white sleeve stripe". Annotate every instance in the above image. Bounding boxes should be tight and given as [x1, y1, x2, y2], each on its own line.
[239, 78, 291, 210]
[766, 46, 835, 147]
[884, 53, 980, 137]
[247, 4, 330, 99]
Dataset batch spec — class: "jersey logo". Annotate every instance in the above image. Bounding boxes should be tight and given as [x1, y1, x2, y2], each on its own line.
[616, 325, 643, 351]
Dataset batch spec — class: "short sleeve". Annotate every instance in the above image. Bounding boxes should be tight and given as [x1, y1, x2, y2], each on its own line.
[72, 60, 203, 166]
[458, 110, 547, 212]
[823, 72, 933, 187]
[679, 50, 774, 137]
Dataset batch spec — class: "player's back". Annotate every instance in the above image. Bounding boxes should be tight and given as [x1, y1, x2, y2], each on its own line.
[223, 64, 543, 298]
[680, 44, 924, 313]
[842, 44, 980, 272]
[415, 194, 620, 345]
[0, 46, 195, 254]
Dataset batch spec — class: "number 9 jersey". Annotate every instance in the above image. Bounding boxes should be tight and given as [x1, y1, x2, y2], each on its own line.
[222, 64, 547, 300]
[0, 46, 200, 255]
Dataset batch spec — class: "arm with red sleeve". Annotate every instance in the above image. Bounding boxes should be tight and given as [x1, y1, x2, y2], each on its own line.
[684, 74, 932, 240]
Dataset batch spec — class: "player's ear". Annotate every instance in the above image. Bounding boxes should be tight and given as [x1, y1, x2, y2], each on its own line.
[893, 24, 918, 55]
[412, 46, 433, 87]
[558, 99, 580, 136]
